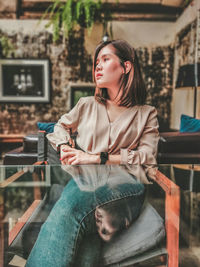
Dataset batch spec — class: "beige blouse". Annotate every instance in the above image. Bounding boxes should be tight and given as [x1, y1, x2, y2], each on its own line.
[47, 96, 159, 165]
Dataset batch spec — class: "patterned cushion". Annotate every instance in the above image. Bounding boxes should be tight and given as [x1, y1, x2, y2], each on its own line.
[37, 122, 56, 133]
[180, 114, 200, 133]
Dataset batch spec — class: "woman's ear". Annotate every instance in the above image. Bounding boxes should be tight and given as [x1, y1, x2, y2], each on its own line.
[124, 61, 132, 74]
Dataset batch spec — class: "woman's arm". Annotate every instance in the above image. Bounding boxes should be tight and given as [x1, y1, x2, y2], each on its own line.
[120, 107, 159, 165]
[47, 98, 84, 150]
[106, 154, 121, 164]
[60, 145, 100, 165]
[61, 145, 121, 165]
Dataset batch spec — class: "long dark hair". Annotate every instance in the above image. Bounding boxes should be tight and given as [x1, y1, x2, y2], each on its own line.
[93, 40, 146, 107]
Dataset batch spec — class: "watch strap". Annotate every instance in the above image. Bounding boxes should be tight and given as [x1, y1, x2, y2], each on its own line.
[100, 152, 108, 164]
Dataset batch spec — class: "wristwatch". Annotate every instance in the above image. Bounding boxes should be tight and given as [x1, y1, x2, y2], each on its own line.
[100, 152, 108, 164]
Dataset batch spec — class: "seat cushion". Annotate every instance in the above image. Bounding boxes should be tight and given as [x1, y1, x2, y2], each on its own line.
[102, 203, 165, 266]
[37, 122, 56, 134]
[180, 114, 200, 133]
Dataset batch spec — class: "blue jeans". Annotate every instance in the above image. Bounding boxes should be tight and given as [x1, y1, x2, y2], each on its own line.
[26, 170, 145, 267]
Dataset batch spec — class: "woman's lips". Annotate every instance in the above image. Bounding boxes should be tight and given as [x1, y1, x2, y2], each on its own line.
[96, 73, 103, 79]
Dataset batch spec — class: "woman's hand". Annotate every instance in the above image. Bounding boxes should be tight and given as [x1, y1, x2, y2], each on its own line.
[60, 145, 100, 165]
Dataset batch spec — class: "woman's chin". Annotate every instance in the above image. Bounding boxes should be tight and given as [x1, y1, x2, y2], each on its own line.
[96, 83, 105, 88]
[96, 80, 109, 88]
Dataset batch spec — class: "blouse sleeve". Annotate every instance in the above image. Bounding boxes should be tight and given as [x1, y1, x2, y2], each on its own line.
[120, 107, 159, 165]
[46, 98, 83, 150]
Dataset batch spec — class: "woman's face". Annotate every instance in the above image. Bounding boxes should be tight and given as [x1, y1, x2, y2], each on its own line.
[94, 45, 124, 91]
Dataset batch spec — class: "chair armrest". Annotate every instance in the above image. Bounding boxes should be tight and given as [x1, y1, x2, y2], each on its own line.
[155, 170, 180, 267]
[0, 161, 45, 188]
[9, 200, 41, 246]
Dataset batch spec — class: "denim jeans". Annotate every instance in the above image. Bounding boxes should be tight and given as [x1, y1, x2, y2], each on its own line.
[26, 167, 145, 267]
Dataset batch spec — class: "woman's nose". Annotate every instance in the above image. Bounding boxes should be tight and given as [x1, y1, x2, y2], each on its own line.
[96, 62, 102, 71]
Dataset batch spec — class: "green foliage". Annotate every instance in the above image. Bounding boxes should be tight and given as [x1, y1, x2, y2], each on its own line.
[182, 0, 193, 8]
[0, 35, 15, 58]
[41, 0, 115, 42]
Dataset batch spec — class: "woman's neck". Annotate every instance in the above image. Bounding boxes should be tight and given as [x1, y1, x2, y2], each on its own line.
[107, 87, 121, 105]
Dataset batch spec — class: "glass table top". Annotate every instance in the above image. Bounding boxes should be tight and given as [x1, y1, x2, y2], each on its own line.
[0, 164, 160, 226]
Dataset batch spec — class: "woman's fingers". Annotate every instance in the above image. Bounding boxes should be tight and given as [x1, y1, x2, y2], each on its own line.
[61, 158, 69, 165]
[60, 149, 93, 165]
[68, 156, 77, 165]
[61, 151, 76, 161]
[62, 146, 75, 152]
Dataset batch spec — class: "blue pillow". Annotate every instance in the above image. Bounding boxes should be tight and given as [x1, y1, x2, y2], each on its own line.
[180, 114, 200, 133]
[37, 122, 56, 133]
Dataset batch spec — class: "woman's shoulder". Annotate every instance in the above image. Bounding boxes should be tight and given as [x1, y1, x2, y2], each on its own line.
[135, 104, 157, 113]
[75, 96, 96, 110]
[78, 96, 95, 105]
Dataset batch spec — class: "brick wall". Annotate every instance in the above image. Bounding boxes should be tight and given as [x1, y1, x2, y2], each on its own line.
[0, 29, 92, 134]
[0, 28, 174, 133]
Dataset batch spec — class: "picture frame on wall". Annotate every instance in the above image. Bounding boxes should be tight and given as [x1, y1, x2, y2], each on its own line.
[70, 83, 95, 109]
[0, 59, 50, 103]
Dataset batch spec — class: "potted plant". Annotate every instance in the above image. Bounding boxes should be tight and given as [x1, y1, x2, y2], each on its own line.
[0, 34, 15, 58]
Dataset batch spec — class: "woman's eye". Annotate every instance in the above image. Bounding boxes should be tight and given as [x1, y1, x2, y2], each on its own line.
[104, 58, 109, 61]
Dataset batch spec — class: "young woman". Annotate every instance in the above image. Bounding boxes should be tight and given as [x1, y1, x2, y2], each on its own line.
[47, 39, 159, 167]
[26, 39, 159, 267]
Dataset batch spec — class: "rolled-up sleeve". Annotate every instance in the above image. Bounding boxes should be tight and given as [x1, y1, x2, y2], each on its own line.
[120, 107, 159, 165]
[47, 98, 83, 149]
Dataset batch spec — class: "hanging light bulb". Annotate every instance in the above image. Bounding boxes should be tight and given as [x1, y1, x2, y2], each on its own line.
[102, 32, 109, 42]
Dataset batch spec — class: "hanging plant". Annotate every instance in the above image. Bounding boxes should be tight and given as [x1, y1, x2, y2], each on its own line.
[0, 35, 15, 58]
[41, 0, 115, 42]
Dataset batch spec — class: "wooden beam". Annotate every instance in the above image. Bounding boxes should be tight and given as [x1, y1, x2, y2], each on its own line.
[18, 2, 183, 21]
[21, 1, 183, 14]
[112, 13, 178, 21]
[0, 1, 184, 21]
[20, 12, 178, 21]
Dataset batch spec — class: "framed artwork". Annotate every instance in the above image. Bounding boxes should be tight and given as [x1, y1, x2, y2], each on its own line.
[0, 59, 50, 103]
